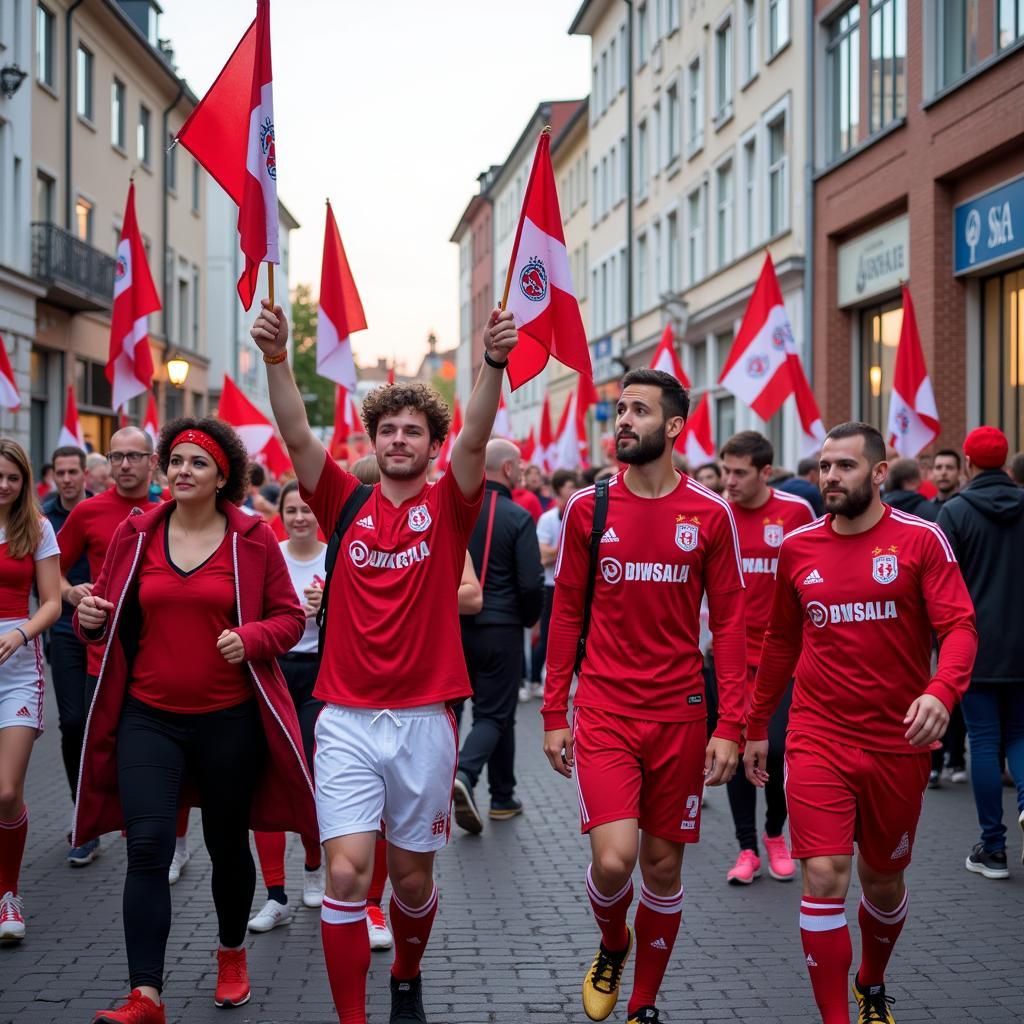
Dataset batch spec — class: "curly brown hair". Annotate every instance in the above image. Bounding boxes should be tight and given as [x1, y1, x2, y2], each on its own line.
[157, 417, 251, 505]
[359, 382, 451, 446]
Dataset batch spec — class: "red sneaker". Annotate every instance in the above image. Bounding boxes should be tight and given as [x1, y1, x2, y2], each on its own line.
[94, 990, 166, 1023]
[726, 848, 762, 885]
[214, 947, 251, 1007]
[763, 833, 796, 881]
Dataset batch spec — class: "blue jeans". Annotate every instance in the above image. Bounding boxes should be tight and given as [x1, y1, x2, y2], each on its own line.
[960, 684, 1024, 853]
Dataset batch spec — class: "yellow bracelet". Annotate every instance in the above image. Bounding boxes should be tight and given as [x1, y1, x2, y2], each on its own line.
[263, 348, 288, 365]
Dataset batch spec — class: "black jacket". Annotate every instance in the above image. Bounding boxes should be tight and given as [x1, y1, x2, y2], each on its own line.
[42, 490, 92, 636]
[882, 489, 939, 521]
[937, 470, 1024, 684]
[778, 477, 825, 517]
[463, 481, 544, 629]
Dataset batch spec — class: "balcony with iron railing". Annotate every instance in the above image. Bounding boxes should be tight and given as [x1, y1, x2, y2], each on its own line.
[32, 222, 116, 312]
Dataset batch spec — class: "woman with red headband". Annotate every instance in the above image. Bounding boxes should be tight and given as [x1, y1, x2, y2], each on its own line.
[73, 417, 315, 1024]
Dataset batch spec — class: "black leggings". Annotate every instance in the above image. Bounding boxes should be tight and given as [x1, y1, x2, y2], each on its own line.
[727, 682, 793, 854]
[116, 697, 267, 991]
[277, 653, 322, 771]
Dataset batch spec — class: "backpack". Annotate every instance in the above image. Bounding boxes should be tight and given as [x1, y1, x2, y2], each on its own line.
[574, 477, 610, 677]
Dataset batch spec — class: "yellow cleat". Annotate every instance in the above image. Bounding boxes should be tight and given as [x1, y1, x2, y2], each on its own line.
[853, 979, 897, 1023]
[581, 926, 633, 1021]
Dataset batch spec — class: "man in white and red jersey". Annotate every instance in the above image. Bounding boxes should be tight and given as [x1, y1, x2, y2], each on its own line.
[250, 300, 517, 1024]
[743, 422, 977, 1024]
[542, 367, 747, 1024]
[720, 430, 815, 886]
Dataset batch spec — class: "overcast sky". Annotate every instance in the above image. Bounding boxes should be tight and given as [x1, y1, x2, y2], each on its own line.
[160, 0, 590, 372]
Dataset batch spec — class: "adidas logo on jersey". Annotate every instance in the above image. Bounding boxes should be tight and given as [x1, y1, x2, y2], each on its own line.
[803, 569, 825, 584]
[600, 526, 620, 543]
[890, 831, 910, 860]
[650, 937, 668, 950]
[15, 706, 31, 719]
[805, 954, 818, 967]
[356, 514, 375, 529]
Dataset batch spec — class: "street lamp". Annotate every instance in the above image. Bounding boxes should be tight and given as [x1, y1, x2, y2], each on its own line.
[166, 352, 190, 387]
[0, 64, 28, 99]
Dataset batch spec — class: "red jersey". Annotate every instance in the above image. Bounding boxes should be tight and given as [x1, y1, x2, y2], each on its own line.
[542, 472, 748, 741]
[748, 505, 977, 753]
[0, 521, 60, 619]
[728, 489, 816, 665]
[129, 522, 251, 713]
[300, 456, 484, 708]
[59, 488, 161, 675]
[512, 488, 543, 523]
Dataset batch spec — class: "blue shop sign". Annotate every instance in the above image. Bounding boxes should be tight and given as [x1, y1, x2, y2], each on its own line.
[954, 174, 1024, 275]
[591, 336, 613, 359]
[594, 400, 612, 422]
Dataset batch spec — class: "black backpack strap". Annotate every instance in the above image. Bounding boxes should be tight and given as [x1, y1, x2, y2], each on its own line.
[574, 477, 610, 677]
[316, 483, 373, 662]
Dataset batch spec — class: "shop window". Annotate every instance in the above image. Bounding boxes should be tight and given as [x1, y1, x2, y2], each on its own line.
[868, 0, 907, 133]
[859, 299, 903, 431]
[938, 0, 980, 87]
[980, 268, 1024, 453]
[826, 4, 860, 161]
[998, 0, 1024, 49]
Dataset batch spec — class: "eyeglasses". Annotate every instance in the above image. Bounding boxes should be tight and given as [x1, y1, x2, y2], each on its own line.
[107, 451, 149, 465]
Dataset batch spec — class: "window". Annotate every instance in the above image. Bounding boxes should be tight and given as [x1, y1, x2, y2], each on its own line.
[591, 64, 599, 124]
[619, 138, 628, 202]
[591, 165, 599, 226]
[166, 133, 177, 192]
[653, 101, 662, 170]
[581, 241, 588, 300]
[636, 233, 648, 313]
[742, 0, 758, 82]
[827, 5, 861, 160]
[686, 57, 703, 155]
[716, 393, 737, 442]
[693, 340, 709, 387]
[178, 276, 189, 347]
[610, 37, 618, 96]
[669, 0, 680, 33]
[111, 78, 126, 149]
[192, 267, 200, 349]
[653, 220, 663, 296]
[619, 23, 628, 86]
[686, 187, 703, 285]
[767, 114, 787, 236]
[667, 211, 680, 291]
[600, 50, 608, 112]
[768, 0, 790, 56]
[610, 144, 618, 207]
[637, 119, 649, 199]
[35, 170, 55, 223]
[36, 3, 55, 88]
[716, 160, 734, 267]
[742, 136, 757, 250]
[938, 0, 980, 86]
[602, 154, 610, 215]
[859, 300, 903, 429]
[76, 44, 93, 120]
[999, 0, 1024, 49]
[980, 268, 1024, 451]
[715, 17, 734, 121]
[138, 104, 151, 165]
[637, 3, 649, 65]
[868, 0, 906, 133]
[75, 196, 93, 243]
[666, 82, 680, 163]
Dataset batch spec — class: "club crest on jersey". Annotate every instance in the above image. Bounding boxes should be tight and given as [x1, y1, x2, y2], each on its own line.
[872, 553, 899, 585]
[408, 505, 431, 532]
[519, 257, 548, 302]
[600, 557, 623, 584]
[260, 117, 277, 179]
[674, 515, 700, 552]
[763, 522, 784, 547]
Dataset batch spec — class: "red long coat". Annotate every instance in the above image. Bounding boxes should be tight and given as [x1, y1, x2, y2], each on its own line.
[71, 499, 317, 846]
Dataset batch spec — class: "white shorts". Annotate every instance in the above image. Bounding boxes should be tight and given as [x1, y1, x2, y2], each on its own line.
[0, 630, 44, 732]
[314, 703, 459, 852]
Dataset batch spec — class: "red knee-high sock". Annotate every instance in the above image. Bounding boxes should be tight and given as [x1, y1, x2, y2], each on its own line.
[586, 863, 633, 952]
[253, 831, 287, 889]
[389, 887, 438, 980]
[628, 883, 683, 1014]
[367, 836, 388, 906]
[857, 889, 908, 988]
[0, 807, 28, 895]
[175, 805, 189, 838]
[302, 833, 322, 871]
[800, 897, 853, 1024]
[321, 897, 370, 1024]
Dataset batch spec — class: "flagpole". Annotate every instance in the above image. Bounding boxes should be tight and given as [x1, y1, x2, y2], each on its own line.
[267, 261, 275, 308]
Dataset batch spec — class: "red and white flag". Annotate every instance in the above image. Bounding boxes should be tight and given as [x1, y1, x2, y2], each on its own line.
[142, 393, 159, 448]
[107, 182, 161, 411]
[386, 363, 395, 386]
[176, 0, 277, 310]
[492, 390, 511, 439]
[538, 393, 554, 473]
[887, 284, 940, 457]
[218, 374, 282, 468]
[0, 335, 20, 411]
[681, 393, 715, 468]
[649, 324, 691, 386]
[520, 426, 537, 466]
[552, 374, 598, 470]
[57, 385, 85, 449]
[437, 398, 462, 474]
[317, 201, 366, 391]
[328, 385, 364, 458]
[719, 253, 825, 457]
[504, 130, 591, 390]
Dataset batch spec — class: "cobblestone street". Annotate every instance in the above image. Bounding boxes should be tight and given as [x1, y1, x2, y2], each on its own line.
[3, 687, 1023, 1023]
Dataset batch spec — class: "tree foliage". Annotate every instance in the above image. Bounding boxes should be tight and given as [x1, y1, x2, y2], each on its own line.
[290, 283, 335, 428]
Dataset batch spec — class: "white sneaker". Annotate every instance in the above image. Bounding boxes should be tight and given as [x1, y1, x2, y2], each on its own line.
[0, 891, 25, 942]
[168, 844, 190, 885]
[951, 768, 969, 784]
[366, 903, 393, 950]
[518, 685, 531, 703]
[247, 898, 293, 933]
[302, 866, 325, 908]
[529, 682, 544, 700]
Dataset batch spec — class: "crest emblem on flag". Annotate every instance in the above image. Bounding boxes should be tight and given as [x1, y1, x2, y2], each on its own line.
[260, 116, 277, 179]
[771, 324, 792, 349]
[894, 407, 910, 434]
[675, 522, 699, 552]
[763, 523, 784, 547]
[408, 505, 431, 533]
[872, 553, 898, 585]
[519, 257, 548, 302]
[746, 355, 769, 379]
[115, 254, 128, 281]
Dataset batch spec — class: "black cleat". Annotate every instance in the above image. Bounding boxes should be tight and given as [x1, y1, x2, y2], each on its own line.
[390, 973, 427, 1023]
[627, 1006, 662, 1023]
[452, 771, 483, 834]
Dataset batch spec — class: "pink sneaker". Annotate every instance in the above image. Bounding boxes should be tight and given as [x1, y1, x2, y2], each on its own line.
[726, 848, 762, 885]
[763, 833, 796, 881]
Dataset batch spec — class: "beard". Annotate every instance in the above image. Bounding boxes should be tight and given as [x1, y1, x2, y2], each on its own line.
[823, 474, 874, 518]
[616, 424, 667, 466]
[379, 449, 430, 481]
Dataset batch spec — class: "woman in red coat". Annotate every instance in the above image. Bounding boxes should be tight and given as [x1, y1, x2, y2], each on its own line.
[74, 418, 316, 1024]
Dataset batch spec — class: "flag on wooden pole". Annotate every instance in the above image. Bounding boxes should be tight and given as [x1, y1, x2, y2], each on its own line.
[317, 201, 366, 391]
[887, 284, 940, 457]
[57, 385, 85, 449]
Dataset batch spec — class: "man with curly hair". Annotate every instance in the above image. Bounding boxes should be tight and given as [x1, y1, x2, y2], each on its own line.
[251, 299, 518, 1024]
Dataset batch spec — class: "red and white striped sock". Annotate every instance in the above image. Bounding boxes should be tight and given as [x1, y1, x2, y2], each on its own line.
[0, 807, 28, 895]
[857, 889, 908, 987]
[799, 896, 853, 1024]
[390, 886, 438, 980]
[586, 864, 633, 952]
[628, 883, 683, 1014]
[321, 897, 370, 1024]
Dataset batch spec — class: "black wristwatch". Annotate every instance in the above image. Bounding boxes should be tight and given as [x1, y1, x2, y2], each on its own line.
[484, 351, 509, 370]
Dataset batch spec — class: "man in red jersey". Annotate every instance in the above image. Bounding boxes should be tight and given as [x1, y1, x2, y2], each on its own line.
[542, 367, 747, 1024]
[720, 430, 815, 886]
[743, 422, 977, 1024]
[250, 299, 516, 1024]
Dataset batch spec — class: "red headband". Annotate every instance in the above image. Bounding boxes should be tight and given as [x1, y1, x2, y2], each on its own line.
[170, 430, 230, 477]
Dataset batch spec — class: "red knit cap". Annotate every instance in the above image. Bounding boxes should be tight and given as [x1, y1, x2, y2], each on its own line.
[963, 426, 1008, 469]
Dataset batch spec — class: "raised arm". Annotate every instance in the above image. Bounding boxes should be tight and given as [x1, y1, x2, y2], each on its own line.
[251, 300, 327, 494]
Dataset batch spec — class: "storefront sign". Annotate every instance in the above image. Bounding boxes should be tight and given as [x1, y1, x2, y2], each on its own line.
[838, 216, 909, 307]
[591, 335, 620, 384]
[954, 174, 1024, 275]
